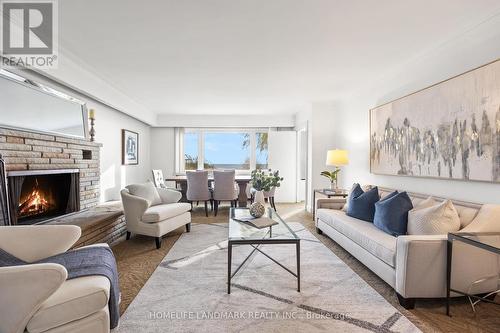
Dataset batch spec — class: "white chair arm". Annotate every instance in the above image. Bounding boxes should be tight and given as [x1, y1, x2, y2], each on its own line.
[157, 187, 182, 204]
[0, 263, 67, 333]
[121, 189, 149, 221]
[0, 225, 81, 262]
[396, 235, 499, 298]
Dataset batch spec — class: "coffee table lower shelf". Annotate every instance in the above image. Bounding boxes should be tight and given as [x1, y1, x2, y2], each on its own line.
[227, 238, 301, 294]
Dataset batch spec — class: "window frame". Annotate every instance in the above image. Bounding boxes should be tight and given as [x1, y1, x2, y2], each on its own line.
[176, 127, 269, 174]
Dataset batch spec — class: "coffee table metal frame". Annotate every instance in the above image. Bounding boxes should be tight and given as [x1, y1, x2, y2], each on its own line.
[227, 208, 300, 294]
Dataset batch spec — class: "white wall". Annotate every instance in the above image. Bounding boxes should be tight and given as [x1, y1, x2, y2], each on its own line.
[268, 131, 297, 203]
[97, 109, 151, 201]
[11, 68, 152, 202]
[150, 128, 176, 187]
[335, 15, 500, 204]
[294, 102, 345, 211]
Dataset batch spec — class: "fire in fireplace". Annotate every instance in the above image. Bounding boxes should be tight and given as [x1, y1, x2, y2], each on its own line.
[19, 178, 55, 219]
[7, 170, 80, 225]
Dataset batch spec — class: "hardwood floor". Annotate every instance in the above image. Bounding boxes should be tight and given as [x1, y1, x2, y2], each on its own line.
[112, 203, 500, 332]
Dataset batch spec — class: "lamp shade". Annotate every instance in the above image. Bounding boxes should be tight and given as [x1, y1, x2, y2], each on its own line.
[326, 149, 349, 166]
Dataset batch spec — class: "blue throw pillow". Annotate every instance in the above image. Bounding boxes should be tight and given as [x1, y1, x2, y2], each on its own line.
[381, 190, 398, 202]
[373, 191, 413, 236]
[346, 184, 380, 222]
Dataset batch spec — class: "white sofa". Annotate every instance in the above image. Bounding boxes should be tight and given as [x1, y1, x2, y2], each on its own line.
[0, 225, 111, 333]
[315, 186, 500, 309]
[120, 185, 191, 249]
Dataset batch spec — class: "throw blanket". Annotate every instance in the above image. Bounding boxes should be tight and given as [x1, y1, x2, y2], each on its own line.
[0, 246, 120, 329]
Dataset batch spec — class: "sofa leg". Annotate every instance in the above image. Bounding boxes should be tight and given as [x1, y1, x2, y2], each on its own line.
[155, 237, 162, 249]
[186, 223, 191, 233]
[316, 228, 323, 235]
[396, 293, 416, 309]
[204, 201, 208, 217]
[126, 231, 131, 240]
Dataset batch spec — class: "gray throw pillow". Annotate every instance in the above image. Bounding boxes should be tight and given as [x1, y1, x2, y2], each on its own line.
[407, 199, 460, 235]
[127, 182, 162, 206]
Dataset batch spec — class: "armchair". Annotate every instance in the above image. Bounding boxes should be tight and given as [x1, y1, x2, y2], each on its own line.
[0, 225, 111, 333]
[121, 183, 191, 249]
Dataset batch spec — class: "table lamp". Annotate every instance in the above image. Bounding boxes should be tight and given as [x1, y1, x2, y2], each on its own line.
[322, 149, 349, 191]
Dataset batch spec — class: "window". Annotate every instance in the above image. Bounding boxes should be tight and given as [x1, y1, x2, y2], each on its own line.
[255, 132, 268, 169]
[177, 128, 269, 173]
[204, 132, 250, 169]
[183, 131, 198, 170]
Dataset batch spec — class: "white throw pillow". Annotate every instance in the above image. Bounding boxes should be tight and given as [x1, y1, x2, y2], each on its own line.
[411, 196, 437, 211]
[407, 199, 460, 235]
[461, 204, 500, 233]
[127, 182, 162, 206]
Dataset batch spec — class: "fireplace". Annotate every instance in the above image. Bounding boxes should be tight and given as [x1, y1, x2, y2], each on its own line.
[7, 169, 80, 225]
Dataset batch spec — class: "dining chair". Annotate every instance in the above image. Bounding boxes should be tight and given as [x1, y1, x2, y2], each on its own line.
[212, 170, 239, 216]
[186, 170, 211, 217]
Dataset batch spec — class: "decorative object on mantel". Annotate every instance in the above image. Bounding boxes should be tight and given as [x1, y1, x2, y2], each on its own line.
[250, 169, 283, 205]
[322, 149, 349, 191]
[122, 129, 139, 165]
[370, 58, 500, 183]
[89, 108, 96, 142]
[0, 154, 10, 226]
[249, 201, 265, 218]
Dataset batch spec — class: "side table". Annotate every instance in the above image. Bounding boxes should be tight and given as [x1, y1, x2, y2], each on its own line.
[312, 189, 348, 221]
[446, 232, 500, 316]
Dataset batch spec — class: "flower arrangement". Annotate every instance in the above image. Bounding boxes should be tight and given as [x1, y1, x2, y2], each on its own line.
[320, 169, 340, 189]
[250, 169, 283, 192]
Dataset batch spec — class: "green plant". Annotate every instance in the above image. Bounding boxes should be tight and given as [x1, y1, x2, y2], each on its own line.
[320, 169, 340, 184]
[251, 169, 283, 192]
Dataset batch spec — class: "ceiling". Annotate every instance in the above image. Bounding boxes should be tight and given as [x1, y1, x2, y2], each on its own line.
[52, 0, 500, 121]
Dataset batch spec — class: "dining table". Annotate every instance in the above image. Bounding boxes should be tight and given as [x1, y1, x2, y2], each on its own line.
[163, 174, 252, 207]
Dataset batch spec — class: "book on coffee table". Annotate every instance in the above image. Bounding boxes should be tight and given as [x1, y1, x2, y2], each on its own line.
[233, 215, 278, 229]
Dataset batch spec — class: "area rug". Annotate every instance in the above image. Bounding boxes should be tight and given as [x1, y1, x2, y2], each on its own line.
[115, 222, 421, 333]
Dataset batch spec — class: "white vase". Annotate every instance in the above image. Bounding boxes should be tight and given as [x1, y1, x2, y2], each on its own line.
[254, 190, 265, 205]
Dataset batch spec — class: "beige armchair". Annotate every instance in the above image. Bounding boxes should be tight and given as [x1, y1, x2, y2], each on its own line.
[121, 182, 191, 249]
[0, 225, 111, 333]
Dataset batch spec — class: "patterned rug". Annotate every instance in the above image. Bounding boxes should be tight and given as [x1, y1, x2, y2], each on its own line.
[115, 222, 421, 332]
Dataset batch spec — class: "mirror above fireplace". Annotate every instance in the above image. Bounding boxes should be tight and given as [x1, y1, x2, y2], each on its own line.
[0, 69, 88, 139]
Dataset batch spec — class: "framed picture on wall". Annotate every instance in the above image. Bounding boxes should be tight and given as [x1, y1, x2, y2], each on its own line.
[122, 129, 139, 165]
[370, 58, 500, 183]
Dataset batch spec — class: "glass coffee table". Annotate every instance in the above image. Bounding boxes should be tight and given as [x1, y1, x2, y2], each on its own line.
[446, 232, 500, 316]
[227, 207, 300, 294]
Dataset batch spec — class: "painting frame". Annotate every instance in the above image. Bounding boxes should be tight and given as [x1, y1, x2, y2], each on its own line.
[369, 57, 500, 184]
[122, 129, 139, 165]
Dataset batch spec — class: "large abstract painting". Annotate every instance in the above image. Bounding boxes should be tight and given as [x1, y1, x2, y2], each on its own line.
[370, 59, 500, 183]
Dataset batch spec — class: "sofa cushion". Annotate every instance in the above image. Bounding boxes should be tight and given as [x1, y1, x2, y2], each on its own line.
[126, 182, 162, 206]
[317, 209, 396, 267]
[407, 199, 460, 235]
[27, 276, 110, 333]
[346, 184, 380, 222]
[142, 203, 191, 223]
[461, 204, 500, 232]
[374, 191, 413, 236]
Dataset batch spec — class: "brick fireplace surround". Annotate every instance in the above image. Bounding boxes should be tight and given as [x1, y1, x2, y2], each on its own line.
[0, 126, 126, 246]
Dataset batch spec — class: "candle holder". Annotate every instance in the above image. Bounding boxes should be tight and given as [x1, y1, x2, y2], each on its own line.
[89, 109, 96, 142]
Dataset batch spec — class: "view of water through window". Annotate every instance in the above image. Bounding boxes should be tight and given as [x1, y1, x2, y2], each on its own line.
[183, 130, 268, 170]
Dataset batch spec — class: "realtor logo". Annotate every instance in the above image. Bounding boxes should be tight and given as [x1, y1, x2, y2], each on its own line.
[1, 0, 58, 68]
